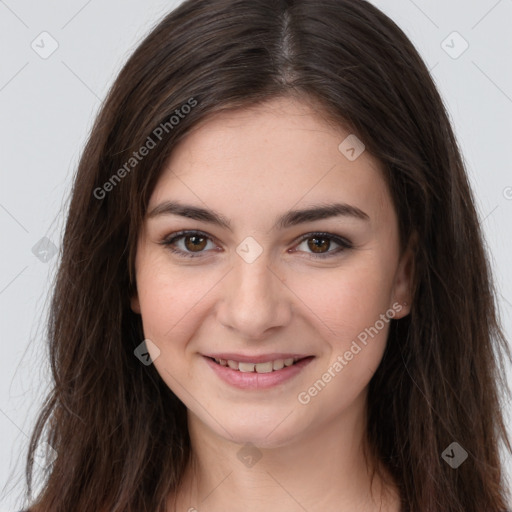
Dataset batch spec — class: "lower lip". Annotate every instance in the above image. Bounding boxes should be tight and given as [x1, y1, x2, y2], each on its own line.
[203, 356, 314, 389]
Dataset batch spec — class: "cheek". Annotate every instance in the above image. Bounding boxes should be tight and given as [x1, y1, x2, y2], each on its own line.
[135, 263, 211, 385]
[290, 257, 395, 338]
[288, 258, 395, 391]
[135, 253, 214, 346]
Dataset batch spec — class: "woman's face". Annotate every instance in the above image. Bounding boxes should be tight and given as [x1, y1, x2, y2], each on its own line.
[131, 96, 413, 447]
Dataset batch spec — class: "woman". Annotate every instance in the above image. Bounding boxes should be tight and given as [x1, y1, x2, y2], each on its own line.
[21, 0, 511, 511]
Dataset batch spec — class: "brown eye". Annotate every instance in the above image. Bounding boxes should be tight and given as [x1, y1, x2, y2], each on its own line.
[161, 230, 216, 258]
[184, 234, 207, 252]
[307, 237, 331, 253]
[295, 232, 353, 259]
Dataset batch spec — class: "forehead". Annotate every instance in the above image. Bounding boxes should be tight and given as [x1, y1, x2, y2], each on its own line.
[149, 96, 392, 226]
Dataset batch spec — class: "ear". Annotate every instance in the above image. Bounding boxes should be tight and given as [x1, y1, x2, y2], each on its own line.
[130, 290, 141, 314]
[390, 232, 417, 319]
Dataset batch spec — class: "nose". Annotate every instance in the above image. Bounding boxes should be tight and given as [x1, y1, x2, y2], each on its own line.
[215, 252, 293, 340]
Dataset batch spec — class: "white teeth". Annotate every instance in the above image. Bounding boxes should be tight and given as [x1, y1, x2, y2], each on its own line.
[254, 361, 273, 373]
[213, 357, 303, 373]
[272, 359, 284, 370]
[238, 362, 255, 372]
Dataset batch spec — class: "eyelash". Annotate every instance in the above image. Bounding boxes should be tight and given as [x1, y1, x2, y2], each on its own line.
[159, 230, 353, 259]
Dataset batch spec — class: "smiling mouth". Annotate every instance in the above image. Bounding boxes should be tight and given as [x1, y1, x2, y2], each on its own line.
[207, 356, 313, 373]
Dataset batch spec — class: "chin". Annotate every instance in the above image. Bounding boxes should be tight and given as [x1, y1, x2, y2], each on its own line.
[212, 415, 304, 449]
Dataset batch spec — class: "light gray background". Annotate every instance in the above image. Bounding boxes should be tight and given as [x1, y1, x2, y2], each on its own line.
[1, 0, 511, 510]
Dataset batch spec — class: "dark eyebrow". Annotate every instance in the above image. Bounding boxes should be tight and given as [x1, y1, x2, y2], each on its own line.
[147, 200, 370, 230]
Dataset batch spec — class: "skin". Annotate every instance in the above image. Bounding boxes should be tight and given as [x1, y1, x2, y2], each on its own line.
[131, 95, 414, 512]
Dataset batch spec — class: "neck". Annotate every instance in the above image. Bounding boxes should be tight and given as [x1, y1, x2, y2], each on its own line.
[168, 393, 400, 512]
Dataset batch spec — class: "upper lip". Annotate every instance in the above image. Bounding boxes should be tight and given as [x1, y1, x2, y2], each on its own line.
[203, 353, 313, 363]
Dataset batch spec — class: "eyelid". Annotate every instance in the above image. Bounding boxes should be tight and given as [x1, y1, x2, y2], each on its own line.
[159, 229, 220, 259]
[160, 229, 353, 259]
[292, 231, 353, 258]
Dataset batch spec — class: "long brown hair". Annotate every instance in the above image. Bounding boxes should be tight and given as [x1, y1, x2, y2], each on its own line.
[23, 0, 511, 510]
